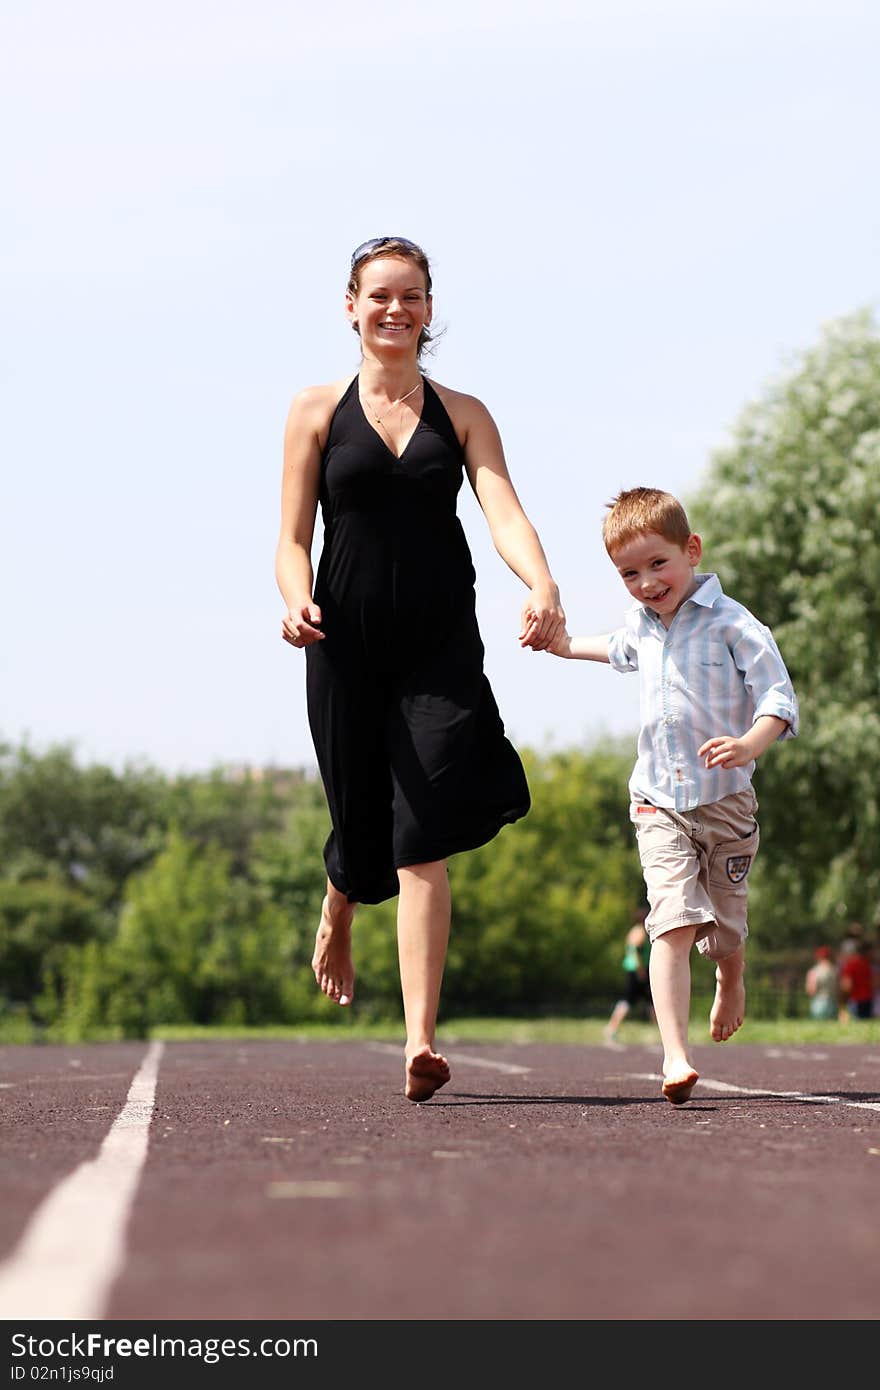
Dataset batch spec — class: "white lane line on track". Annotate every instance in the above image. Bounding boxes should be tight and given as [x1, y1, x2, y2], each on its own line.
[630, 1072, 880, 1113]
[367, 1042, 531, 1075]
[0, 1041, 164, 1320]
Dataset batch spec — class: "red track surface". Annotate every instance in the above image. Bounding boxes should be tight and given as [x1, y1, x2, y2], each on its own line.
[1, 1039, 878, 1321]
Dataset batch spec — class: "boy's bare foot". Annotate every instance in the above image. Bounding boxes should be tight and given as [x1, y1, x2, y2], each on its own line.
[312, 895, 355, 1006]
[405, 1047, 451, 1102]
[661, 1067, 700, 1105]
[710, 964, 746, 1042]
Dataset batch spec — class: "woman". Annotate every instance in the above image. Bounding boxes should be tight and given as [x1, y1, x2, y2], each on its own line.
[276, 236, 564, 1101]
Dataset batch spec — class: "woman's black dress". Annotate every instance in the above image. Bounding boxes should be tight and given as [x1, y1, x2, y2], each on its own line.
[305, 375, 530, 903]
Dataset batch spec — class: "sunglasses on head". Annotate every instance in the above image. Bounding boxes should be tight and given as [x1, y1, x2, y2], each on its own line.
[350, 236, 424, 268]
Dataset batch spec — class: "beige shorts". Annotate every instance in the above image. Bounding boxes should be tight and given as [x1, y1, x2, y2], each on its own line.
[630, 788, 759, 961]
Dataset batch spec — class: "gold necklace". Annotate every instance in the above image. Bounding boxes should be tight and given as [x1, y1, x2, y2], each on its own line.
[362, 377, 422, 429]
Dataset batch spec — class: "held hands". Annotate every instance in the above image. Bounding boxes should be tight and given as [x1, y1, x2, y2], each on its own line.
[545, 627, 573, 658]
[518, 582, 566, 652]
[282, 600, 324, 649]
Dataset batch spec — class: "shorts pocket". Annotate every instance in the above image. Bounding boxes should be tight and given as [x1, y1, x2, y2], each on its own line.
[708, 826, 759, 891]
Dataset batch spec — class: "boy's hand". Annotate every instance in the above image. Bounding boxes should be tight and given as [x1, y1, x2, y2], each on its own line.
[700, 716, 789, 768]
[698, 735, 752, 769]
[523, 613, 572, 656]
[546, 627, 573, 658]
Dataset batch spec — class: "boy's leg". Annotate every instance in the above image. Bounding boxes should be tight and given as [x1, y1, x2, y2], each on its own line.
[397, 860, 452, 1102]
[649, 924, 700, 1103]
[631, 801, 713, 1102]
[699, 791, 759, 1042]
[710, 943, 746, 1041]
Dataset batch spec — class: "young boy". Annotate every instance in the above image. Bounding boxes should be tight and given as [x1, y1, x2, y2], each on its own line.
[544, 487, 798, 1104]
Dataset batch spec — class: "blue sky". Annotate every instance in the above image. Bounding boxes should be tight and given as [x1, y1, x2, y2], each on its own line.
[3, 0, 878, 773]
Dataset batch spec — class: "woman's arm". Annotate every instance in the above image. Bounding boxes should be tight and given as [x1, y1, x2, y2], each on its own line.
[275, 387, 330, 648]
[450, 391, 565, 652]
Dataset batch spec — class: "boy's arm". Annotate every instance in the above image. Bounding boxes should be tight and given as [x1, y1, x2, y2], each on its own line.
[699, 619, 799, 769]
[548, 631, 611, 663]
[733, 624, 799, 738]
[699, 715, 790, 770]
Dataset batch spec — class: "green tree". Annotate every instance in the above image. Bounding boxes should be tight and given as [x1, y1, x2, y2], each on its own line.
[687, 309, 880, 942]
[46, 829, 320, 1038]
[161, 767, 294, 874]
[0, 742, 167, 910]
[0, 874, 98, 1010]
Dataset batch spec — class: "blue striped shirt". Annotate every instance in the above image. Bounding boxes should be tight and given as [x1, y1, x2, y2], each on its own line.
[607, 573, 799, 811]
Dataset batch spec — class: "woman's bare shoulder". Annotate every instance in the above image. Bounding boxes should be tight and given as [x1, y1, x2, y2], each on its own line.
[429, 379, 489, 413]
[286, 375, 355, 430]
[429, 379, 494, 436]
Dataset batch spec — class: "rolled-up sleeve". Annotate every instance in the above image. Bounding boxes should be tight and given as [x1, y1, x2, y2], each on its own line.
[734, 624, 799, 739]
[608, 623, 639, 673]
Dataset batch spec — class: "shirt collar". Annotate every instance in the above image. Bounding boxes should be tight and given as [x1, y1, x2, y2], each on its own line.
[689, 572, 723, 607]
[628, 571, 724, 621]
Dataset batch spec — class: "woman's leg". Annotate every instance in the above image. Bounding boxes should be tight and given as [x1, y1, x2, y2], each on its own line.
[397, 860, 452, 1101]
[649, 924, 700, 1103]
[312, 878, 356, 1006]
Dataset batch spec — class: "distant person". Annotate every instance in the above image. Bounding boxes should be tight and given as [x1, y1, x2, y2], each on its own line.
[603, 908, 654, 1045]
[839, 938, 875, 1021]
[836, 924, 863, 1024]
[276, 236, 565, 1102]
[542, 487, 798, 1104]
[805, 946, 839, 1021]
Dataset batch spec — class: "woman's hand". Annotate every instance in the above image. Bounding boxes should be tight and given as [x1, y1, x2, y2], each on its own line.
[282, 600, 324, 648]
[519, 581, 566, 651]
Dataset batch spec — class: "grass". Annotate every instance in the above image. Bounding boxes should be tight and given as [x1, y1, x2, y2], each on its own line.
[56, 1017, 880, 1047]
[2, 1013, 879, 1048]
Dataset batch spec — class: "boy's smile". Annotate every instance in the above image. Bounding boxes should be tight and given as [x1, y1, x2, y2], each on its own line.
[611, 530, 702, 627]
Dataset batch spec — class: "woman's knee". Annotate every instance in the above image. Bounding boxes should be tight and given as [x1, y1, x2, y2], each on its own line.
[397, 860, 449, 890]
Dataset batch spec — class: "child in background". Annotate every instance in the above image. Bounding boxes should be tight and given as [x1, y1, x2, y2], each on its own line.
[805, 946, 839, 1021]
[604, 907, 654, 1045]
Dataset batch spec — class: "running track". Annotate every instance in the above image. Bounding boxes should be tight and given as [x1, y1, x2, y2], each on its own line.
[0, 1039, 878, 1321]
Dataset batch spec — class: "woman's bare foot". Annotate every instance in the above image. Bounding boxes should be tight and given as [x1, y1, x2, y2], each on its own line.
[661, 1066, 700, 1105]
[404, 1046, 451, 1102]
[312, 893, 355, 1006]
[710, 952, 746, 1041]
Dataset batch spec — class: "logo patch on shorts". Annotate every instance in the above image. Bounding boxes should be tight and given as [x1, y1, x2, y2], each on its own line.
[633, 804, 658, 817]
[726, 855, 752, 883]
